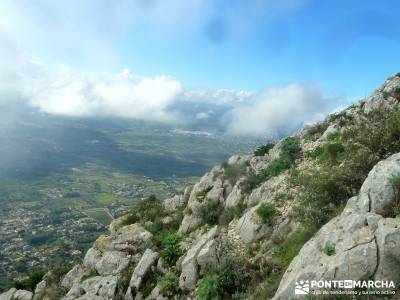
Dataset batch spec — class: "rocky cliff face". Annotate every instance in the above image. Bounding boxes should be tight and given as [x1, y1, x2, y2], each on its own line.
[2, 75, 400, 300]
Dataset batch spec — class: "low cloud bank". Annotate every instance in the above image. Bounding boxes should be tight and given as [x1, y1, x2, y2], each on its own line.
[225, 84, 330, 138]
[0, 46, 334, 137]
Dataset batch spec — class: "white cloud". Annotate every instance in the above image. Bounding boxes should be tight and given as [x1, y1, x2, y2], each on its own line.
[19, 65, 183, 122]
[196, 112, 209, 119]
[0, 47, 333, 136]
[225, 84, 331, 137]
[0, 32, 333, 137]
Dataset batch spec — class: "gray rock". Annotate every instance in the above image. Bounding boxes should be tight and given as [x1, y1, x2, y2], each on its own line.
[163, 195, 184, 214]
[196, 239, 219, 275]
[84, 248, 130, 276]
[273, 153, 400, 299]
[224, 184, 243, 209]
[109, 217, 125, 235]
[320, 125, 339, 141]
[129, 249, 159, 291]
[145, 285, 166, 300]
[360, 152, 400, 215]
[33, 280, 47, 300]
[234, 205, 273, 244]
[62, 264, 90, 289]
[374, 218, 400, 282]
[11, 290, 33, 300]
[179, 226, 219, 290]
[64, 275, 118, 300]
[83, 224, 153, 276]
[273, 212, 377, 300]
[0, 289, 16, 300]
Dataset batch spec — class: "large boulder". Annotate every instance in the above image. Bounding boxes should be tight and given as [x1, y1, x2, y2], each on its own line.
[128, 249, 159, 292]
[84, 248, 130, 276]
[0, 289, 17, 300]
[374, 218, 400, 281]
[179, 226, 220, 290]
[62, 265, 91, 289]
[273, 153, 400, 299]
[360, 153, 400, 215]
[64, 275, 119, 300]
[11, 290, 33, 300]
[234, 204, 273, 244]
[0, 289, 33, 300]
[178, 165, 227, 235]
[83, 224, 153, 276]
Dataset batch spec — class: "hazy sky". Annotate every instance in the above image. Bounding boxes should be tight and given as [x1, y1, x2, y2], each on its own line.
[0, 0, 399, 137]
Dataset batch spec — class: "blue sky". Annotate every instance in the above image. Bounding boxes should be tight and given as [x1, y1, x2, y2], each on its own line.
[119, 0, 400, 96]
[0, 0, 399, 137]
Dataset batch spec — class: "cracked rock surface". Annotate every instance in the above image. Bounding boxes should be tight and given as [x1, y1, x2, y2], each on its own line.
[273, 153, 400, 300]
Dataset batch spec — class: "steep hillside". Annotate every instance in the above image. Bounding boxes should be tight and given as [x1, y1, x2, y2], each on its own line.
[2, 74, 400, 300]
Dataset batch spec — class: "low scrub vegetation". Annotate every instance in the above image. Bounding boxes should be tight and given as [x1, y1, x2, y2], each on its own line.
[222, 162, 248, 184]
[196, 257, 251, 300]
[273, 192, 293, 206]
[273, 226, 317, 268]
[254, 143, 275, 156]
[199, 200, 222, 226]
[11, 271, 45, 292]
[256, 203, 277, 225]
[197, 274, 219, 300]
[241, 137, 301, 194]
[160, 233, 185, 267]
[122, 195, 163, 225]
[294, 107, 400, 227]
[158, 272, 181, 298]
[323, 243, 336, 256]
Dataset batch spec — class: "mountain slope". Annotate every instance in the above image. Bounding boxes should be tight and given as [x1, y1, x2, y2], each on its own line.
[2, 74, 400, 300]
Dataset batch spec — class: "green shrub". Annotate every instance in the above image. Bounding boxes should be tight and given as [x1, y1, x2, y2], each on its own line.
[383, 91, 390, 99]
[196, 187, 212, 202]
[254, 143, 275, 156]
[292, 166, 352, 226]
[303, 134, 319, 142]
[46, 266, 70, 285]
[323, 243, 336, 256]
[318, 142, 345, 164]
[256, 203, 277, 225]
[158, 272, 181, 297]
[394, 87, 400, 99]
[240, 171, 264, 194]
[347, 103, 360, 110]
[123, 195, 163, 225]
[223, 163, 247, 184]
[140, 271, 158, 298]
[307, 122, 329, 136]
[273, 226, 317, 267]
[217, 258, 250, 296]
[197, 274, 220, 300]
[199, 201, 221, 226]
[326, 131, 340, 141]
[304, 147, 323, 159]
[273, 192, 293, 206]
[160, 233, 185, 266]
[241, 137, 300, 194]
[281, 137, 301, 160]
[253, 272, 283, 300]
[12, 270, 45, 291]
[396, 72, 400, 77]
[263, 156, 292, 178]
[81, 270, 100, 281]
[295, 108, 400, 227]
